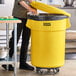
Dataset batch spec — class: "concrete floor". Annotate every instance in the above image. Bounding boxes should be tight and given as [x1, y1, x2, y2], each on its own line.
[0, 60, 76, 76]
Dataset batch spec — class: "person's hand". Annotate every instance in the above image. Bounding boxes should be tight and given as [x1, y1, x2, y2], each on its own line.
[28, 7, 37, 15]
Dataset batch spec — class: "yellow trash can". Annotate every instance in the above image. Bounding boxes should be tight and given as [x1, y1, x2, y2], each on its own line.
[26, 14, 71, 74]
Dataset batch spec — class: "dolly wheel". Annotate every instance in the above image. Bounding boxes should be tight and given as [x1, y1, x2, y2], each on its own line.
[47, 68, 59, 75]
[36, 67, 47, 74]
[36, 67, 43, 74]
[52, 68, 59, 74]
[55, 68, 59, 73]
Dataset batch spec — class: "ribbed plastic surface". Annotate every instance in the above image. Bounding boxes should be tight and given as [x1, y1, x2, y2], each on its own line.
[31, 1, 71, 17]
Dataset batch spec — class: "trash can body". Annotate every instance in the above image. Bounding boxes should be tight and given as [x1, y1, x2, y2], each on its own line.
[26, 14, 70, 68]
[31, 30, 65, 68]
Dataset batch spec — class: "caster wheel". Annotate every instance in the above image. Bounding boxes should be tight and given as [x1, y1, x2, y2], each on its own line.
[47, 68, 60, 75]
[36, 67, 48, 75]
[55, 68, 59, 73]
[36, 68, 43, 74]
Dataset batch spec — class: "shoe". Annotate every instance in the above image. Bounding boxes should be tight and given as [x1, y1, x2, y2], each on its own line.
[19, 63, 34, 71]
[2, 64, 14, 71]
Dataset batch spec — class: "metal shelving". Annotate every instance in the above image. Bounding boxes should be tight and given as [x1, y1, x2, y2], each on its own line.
[0, 19, 21, 76]
[60, 6, 76, 9]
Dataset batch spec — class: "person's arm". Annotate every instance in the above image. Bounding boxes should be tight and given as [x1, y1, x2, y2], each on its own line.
[28, 0, 33, 3]
[19, 0, 37, 15]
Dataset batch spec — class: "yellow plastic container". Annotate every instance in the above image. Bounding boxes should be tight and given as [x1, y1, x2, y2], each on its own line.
[30, 1, 71, 17]
[27, 1, 71, 68]
[26, 14, 71, 68]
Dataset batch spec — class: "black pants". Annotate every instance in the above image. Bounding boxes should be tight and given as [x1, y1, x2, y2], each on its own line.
[9, 17, 30, 64]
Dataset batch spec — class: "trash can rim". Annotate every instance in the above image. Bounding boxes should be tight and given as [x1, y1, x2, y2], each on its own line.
[27, 14, 68, 21]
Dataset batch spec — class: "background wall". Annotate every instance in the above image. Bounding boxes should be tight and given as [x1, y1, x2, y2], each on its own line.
[0, 0, 14, 16]
[63, 9, 76, 30]
[0, 0, 14, 30]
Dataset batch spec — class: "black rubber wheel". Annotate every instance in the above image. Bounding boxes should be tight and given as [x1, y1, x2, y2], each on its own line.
[52, 68, 60, 74]
[55, 68, 59, 73]
[47, 68, 59, 75]
[36, 67, 48, 75]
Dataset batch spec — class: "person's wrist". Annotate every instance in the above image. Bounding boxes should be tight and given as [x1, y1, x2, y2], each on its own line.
[27, 7, 32, 11]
